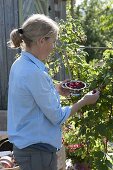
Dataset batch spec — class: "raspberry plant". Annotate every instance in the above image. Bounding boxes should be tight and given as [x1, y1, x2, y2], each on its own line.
[48, 17, 113, 169]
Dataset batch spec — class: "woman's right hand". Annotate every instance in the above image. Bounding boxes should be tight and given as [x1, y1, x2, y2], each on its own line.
[70, 89, 100, 116]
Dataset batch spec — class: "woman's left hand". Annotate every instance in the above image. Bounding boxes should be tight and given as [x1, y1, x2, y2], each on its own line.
[55, 79, 70, 97]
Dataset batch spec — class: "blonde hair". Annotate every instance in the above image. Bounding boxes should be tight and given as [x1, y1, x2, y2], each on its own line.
[8, 14, 59, 49]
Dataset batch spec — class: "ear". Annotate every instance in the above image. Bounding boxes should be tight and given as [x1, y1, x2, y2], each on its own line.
[37, 37, 45, 46]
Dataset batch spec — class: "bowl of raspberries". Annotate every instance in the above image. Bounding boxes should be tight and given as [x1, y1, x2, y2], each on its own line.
[62, 80, 86, 96]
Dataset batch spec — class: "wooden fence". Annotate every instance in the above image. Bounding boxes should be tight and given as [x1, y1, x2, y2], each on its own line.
[0, 0, 19, 110]
[0, 0, 66, 110]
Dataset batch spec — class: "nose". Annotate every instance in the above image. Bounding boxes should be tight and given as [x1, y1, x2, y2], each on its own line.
[53, 42, 56, 48]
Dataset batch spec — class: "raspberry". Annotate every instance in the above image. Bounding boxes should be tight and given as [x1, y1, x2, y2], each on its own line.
[92, 89, 96, 94]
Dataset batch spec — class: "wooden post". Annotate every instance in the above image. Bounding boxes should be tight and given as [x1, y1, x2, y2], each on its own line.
[0, 110, 7, 131]
[48, 0, 66, 20]
[71, 0, 76, 18]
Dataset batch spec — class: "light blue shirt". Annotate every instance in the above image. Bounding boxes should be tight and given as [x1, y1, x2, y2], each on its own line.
[7, 51, 71, 149]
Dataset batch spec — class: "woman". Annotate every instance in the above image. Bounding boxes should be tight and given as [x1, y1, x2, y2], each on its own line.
[7, 14, 100, 170]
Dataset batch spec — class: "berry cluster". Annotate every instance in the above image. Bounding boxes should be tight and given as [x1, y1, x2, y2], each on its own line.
[66, 81, 85, 89]
[67, 143, 84, 152]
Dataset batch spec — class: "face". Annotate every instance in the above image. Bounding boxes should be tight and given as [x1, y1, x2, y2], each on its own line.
[39, 36, 57, 60]
[43, 36, 56, 56]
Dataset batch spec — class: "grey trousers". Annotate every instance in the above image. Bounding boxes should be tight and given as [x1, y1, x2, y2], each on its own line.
[13, 145, 57, 170]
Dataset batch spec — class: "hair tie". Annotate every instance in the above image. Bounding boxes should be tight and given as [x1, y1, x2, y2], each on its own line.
[18, 28, 23, 34]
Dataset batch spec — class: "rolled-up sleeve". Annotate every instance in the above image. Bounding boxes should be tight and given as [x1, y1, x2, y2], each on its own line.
[25, 68, 71, 125]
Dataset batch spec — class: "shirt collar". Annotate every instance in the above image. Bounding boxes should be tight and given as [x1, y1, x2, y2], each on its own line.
[21, 51, 47, 72]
